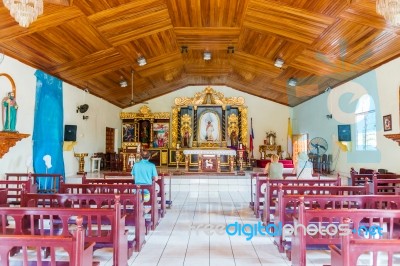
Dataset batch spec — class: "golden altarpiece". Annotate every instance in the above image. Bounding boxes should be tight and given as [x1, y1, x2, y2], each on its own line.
[119, 106, 170, 171]
[171, 87, 248, 172]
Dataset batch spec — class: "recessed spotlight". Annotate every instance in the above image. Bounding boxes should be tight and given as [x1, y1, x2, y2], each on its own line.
[274, 58, 284, 68]
[203, 51, 212, 61]
[288, 78, 297, 87]
[119, 79, 128, 88]
[137, 56, 147, 66]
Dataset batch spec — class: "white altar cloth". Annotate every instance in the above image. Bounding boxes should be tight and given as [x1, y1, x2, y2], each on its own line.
[183, 149, 236, 156]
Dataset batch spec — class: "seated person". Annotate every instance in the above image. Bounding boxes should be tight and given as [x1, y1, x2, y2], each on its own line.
[263, 154, 283, 179]
[293, 152, 314, 179]
[131, 150, 158, 202]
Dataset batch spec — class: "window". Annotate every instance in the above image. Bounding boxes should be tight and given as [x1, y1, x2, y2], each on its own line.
[355, 95, 376, 151]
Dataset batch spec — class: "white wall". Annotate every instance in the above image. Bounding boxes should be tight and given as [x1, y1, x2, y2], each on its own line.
[293, 57, 400, 177]
[0, 55, 121, 177]
[124, 86, 292, 159]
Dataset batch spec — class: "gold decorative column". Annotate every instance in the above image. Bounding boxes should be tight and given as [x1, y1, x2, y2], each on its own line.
[239, 107, 248, 147]
[237, 149, 245, 173]
[121, 152, 127, 172]
[198, 154, 202, 172]
[217, 155, 221, 173]
[149, 118, 154, 147]
[185, 154, 189, 172]
[229, 155, 235, 172]
[171, 107, 179, 149]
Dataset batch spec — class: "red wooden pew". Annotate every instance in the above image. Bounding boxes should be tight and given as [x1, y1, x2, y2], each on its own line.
[371, 173, 400, 195]
[5, 172, 62, 193]
[253, 174, 341, 219]
[86, 171, 166, 218]
[59, 181, 160, 231]
[0, 216, 96, 266]
[21, 192, 146, 254]
[273, 191, 398, 253]
[0, 197, 128, 266]
[272, 186, 368, 252]
[291, 200, 400, 266]
[330, 226, 400, 266]
[0, 174, 37, 205]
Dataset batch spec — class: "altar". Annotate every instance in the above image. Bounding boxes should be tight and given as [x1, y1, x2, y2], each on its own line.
[182, 149, 236, 173]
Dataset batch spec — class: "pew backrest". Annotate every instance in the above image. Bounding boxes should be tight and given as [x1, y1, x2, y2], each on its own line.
[0, 216, 94, 266]
[291, 201, 400, 266]
[372, 173, 400, 195]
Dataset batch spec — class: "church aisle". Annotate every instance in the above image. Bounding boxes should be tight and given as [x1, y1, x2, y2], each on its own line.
[115, 177, 329, 266]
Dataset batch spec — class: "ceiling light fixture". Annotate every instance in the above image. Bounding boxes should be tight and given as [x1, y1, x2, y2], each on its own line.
[203, 51, 212, 61]
[376, 0, 400, 26]
[137, 56, 147, 66]
[3, 0, 43, 28]
[288, 77, 297, 87]
[274, 58, 284, 68]
[119, 76, 128, 88]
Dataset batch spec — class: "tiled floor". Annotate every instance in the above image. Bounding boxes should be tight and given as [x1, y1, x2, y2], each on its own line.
[75, 171, 335, 266]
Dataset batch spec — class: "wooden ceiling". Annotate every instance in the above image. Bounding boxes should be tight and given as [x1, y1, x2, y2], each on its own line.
[1, 0, 400, 108]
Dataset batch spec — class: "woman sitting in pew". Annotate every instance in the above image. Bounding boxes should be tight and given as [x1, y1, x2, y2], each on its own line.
[263, 154, 283, 179]
[293, 152, 314, 179]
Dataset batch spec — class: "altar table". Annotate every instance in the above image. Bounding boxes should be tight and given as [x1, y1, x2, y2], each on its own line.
[182, 149, 236, 173]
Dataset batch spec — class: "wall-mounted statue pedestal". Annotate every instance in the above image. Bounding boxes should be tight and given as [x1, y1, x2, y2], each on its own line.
[0, 131, 30, 158]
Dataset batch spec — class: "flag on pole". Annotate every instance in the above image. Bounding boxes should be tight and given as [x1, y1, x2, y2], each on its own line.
[287, 118, 293, 158]
[250, 118, 254, 158]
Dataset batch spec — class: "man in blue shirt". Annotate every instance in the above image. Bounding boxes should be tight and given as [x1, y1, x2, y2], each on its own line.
[131, 149, 158, 202]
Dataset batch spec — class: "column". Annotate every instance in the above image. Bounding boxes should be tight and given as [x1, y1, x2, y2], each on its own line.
[192, 106, 198, 147]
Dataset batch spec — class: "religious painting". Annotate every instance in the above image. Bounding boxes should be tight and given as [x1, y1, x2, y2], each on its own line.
[198, 110, 221, 142]
[139, 120, 151, 144]
[122, 123, 135, 142]
[383, 115, 392, 131]
[153, 122, 169, 148]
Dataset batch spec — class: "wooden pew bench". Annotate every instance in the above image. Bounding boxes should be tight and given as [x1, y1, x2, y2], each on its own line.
[330, 230, 400, 266]
[350, 168, 399, 187]
[0, 216, 96, 266]
[253, 173, 339, 218]
[101, 171, 166, 218]
[273, 192, 400, 253]
[59, 182, 160, 231]
[1, 196, 128, 266]
[350, 167, 373, 186]
[5, 173, 62, 194]
[21, 192, 146, 254]
[0, 176, 37, 205]
[290, 202, 400, 266]
[371, 173, 400, 195]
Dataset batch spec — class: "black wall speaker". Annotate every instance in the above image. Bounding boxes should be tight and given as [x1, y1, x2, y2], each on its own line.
[338, 124, 351, 142]
[64, 125, 77, 141]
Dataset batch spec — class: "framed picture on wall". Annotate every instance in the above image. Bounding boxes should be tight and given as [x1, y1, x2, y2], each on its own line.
[383, 115, 392, 131]
[198, 110, 221, 142]
[122, 123, 135, 142]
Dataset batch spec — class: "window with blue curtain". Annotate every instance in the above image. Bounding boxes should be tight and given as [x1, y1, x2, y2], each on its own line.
[32, 70, 64, 192]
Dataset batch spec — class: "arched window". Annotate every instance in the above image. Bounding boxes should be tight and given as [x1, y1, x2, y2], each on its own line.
[355, 95, 376, 150]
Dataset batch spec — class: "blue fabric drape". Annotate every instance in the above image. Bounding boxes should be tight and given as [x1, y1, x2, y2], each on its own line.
[33, 70, 64, 191]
